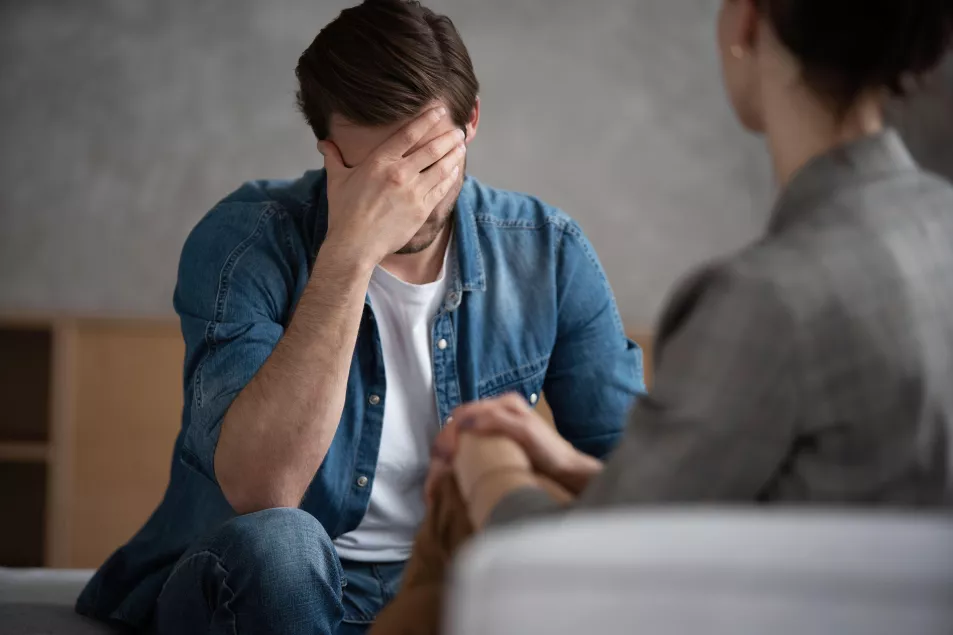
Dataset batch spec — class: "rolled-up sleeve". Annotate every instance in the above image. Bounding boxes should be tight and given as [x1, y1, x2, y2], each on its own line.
[174, 203, 306, 483]
[543, 222, 645, 459]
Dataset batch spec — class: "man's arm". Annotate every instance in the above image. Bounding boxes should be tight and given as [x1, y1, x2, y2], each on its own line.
[543, 221, 644, 459]
[213, 246, 373, 514]
[207, 107, 467, 514]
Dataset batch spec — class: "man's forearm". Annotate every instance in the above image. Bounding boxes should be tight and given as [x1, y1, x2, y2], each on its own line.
[215, 245, 373, 514]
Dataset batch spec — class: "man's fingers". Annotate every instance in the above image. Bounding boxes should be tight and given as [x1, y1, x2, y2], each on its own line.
[319, 140, 347, 175]
[499, 392, 531, 413]
[456, 402, 529, 446]
[432, 428, 457, 460]
[425, 458, 452, 505]
[377, 106, 447, 160]
[451, 394, 524, 421]
[404, 127, 466, 176]
[449, 400, 482, 420]
[450, 399, 500, 432]
[417, 141, 465, 204]
[428, 418, 461, 505]
[471, 411, 530, 446]
[422, 167, 462, 211]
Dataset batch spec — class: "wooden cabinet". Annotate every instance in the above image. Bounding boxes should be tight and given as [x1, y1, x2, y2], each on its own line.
[0, 316, 651, 569]
[0, 316, 183, 568]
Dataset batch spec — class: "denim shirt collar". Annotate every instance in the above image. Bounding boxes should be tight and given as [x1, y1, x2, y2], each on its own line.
[447, 176, 487, 305]
[307, 171, 486, 310]
[768, 128, 918, 234]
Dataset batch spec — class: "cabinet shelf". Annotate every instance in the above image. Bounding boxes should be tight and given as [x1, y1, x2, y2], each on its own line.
[0, 441, 49, 463]
[0, 315, 186, 568]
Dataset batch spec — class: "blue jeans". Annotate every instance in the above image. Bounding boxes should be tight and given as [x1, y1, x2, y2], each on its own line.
[153, 508, 405, 635]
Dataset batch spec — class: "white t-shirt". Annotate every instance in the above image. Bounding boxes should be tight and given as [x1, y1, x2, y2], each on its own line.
[333, 244, 450, 562]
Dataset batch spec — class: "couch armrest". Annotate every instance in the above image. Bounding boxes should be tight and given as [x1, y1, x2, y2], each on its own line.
[446, 510, 953, 635]
[0, 568, 94, 606]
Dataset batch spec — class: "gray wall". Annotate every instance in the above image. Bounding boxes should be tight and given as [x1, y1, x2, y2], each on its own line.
[1, 0, 951, 326]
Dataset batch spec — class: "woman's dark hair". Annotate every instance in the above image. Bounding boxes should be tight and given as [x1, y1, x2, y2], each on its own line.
[756, 0, 953, 109]
[295, 0, 479, 140]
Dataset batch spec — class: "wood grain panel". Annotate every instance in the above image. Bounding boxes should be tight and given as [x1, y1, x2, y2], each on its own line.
[67, 321, 183, 568]
[46, 320, 77, 567]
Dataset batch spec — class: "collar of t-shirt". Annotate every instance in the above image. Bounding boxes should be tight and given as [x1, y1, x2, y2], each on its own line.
[369, 234, 453, 313]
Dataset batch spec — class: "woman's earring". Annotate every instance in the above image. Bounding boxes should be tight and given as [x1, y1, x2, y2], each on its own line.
[730, 44, 746, 60]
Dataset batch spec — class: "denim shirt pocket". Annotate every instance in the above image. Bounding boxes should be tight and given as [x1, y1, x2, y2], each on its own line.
[477, 354, 550, 405]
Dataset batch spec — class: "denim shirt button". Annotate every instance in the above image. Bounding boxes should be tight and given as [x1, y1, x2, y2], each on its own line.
[437, 338, 448, 350]
[530, 393, 539, 405]
[356, 475, 369, 488]
[368, 394, 381, 406]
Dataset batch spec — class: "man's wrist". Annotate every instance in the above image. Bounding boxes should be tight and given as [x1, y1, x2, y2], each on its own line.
[314, 237, 377, 283]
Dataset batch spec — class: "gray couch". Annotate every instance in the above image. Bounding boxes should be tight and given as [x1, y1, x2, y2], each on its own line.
[3, 511, 951, 634]
[0, 569, 111, 635]
[446, 510, 953, 635]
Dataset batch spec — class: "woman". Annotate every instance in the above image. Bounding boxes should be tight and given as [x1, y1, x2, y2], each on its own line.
[446, 0, 953, 528]
[370, 1, 953, 631]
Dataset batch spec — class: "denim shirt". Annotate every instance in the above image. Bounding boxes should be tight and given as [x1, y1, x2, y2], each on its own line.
[77, 170, 644, 627]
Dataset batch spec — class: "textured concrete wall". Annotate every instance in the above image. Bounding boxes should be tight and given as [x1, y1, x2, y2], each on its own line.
[1, 0, 950, 325]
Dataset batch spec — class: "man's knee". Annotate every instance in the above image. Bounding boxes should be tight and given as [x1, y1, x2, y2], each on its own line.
[207, 507, 342, 588]
[157, 509, 344, 634]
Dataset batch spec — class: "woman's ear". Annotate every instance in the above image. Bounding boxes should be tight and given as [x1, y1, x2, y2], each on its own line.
[739, 0, 760, 51]
[722, 0, 760, 57]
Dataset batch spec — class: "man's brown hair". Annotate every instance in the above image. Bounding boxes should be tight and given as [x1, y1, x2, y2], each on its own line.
[295, 0, 480, 140]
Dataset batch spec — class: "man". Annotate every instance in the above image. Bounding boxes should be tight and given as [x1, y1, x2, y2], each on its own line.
[76, 1, 643, 633]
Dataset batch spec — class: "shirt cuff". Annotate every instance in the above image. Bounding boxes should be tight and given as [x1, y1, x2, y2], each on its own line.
[486, 485, 565, 528]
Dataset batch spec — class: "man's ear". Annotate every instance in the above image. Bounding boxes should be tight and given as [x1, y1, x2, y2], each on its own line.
[464, 96, 481, 145]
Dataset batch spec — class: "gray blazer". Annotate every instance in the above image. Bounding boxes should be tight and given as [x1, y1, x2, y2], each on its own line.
[492, 130, 953, 526]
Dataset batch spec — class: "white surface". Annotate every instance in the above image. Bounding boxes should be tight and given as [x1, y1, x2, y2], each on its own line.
[447, 510, 953, 635]
[334, 245, 451, 562]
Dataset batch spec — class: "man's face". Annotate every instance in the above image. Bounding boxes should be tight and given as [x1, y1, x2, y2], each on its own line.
[327, 101, 470, 255]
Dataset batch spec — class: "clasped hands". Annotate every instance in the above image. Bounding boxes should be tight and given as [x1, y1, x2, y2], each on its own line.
[425, 393, 604, 528]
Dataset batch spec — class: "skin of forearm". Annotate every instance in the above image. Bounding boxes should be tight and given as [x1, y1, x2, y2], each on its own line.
[215, 245, 374, 514]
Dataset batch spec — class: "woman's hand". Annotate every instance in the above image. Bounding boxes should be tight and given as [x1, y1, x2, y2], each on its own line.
[426, 394, 604, 499]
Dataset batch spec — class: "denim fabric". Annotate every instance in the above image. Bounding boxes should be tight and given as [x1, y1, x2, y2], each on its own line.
[77, 171, 644, 629]
[338, 561, 405, 634]
[153, 508, 403, 635]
